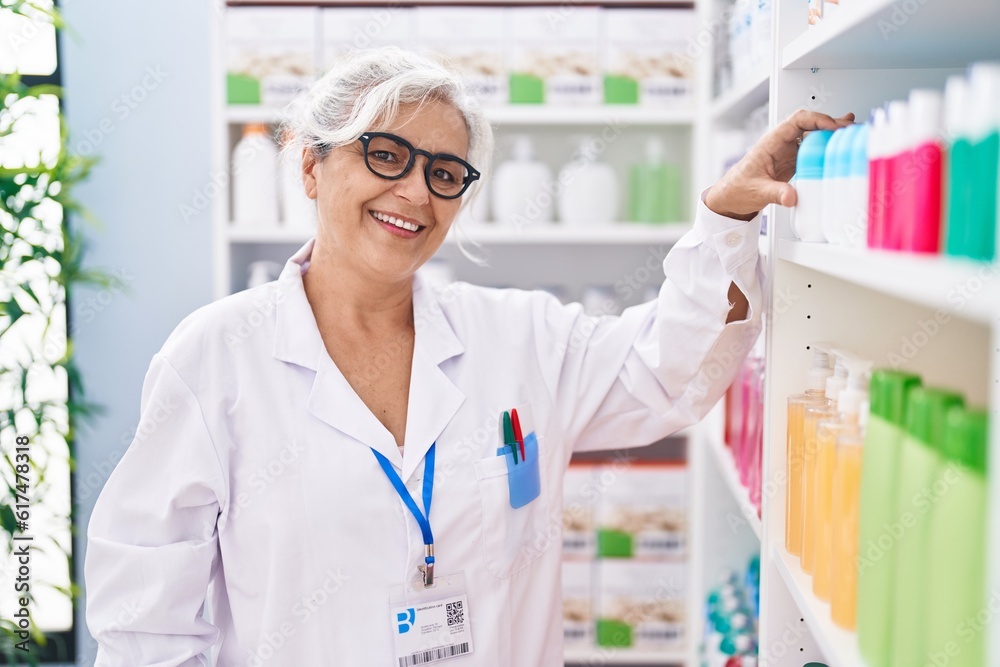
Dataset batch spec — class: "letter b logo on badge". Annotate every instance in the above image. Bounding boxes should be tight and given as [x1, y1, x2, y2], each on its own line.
[397, 608, 415, 634]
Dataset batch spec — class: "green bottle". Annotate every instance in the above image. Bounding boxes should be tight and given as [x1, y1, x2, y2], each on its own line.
[944, 75, 974, 258]
[925, 407, 988, 667]
[890, 387, 964, 667]
[965, 63, 1000, 260]
[856, 369, 921, 667]
[628, 137, 683, 224]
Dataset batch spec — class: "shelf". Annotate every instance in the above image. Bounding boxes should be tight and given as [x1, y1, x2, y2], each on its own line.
[225, 105, 695, 127]
[709, 65, 770, 124]
[776, 240, 999, 326]
[228, 223, 694, 246]
[781, 0, 1000, 69]
[771, 547, 864, 667]
[563, 648, 688, 665]
[706, 436, 762, 541]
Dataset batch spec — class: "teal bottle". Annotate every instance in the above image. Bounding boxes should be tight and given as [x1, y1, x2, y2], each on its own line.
[956, 63, 1000, 260]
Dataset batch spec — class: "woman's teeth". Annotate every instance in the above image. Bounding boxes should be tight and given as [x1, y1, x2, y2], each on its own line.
[372, 211, 421, 233]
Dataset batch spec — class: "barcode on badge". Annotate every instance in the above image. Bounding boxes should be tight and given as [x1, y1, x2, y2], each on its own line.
[446, 600, 464, 627]
[399, 642, 470, 666]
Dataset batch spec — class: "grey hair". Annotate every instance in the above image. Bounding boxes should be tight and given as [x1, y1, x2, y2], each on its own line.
[280, 46, 494, 264]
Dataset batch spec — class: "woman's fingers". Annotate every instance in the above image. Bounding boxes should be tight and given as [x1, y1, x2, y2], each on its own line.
[773, 109, 856, 145]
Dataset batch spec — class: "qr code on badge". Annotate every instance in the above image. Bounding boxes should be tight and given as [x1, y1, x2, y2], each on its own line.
[446, 601, 464, 627]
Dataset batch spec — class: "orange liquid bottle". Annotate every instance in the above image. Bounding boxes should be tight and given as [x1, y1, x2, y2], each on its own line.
[831, 426, 865, 629]
[785, 350, 833, 557]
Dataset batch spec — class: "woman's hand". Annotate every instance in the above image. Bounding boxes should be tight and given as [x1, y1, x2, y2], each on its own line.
[704, 109, 856, 221]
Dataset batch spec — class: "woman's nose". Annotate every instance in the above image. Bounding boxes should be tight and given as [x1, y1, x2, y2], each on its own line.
[392, 158, 432, 205]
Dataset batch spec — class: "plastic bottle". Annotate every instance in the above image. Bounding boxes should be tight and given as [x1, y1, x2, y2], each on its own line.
[830, 399, 867, 629]
[944, 75, 974, 258]
[867, 107, 889, 249]
[925, 407, 988, 667]
[812, 355, 870, 602]
[889, 386, 964, 667]
[558, 137, 619, 226]
[628, 137, 682, 224]
[821, 127, 849, 245]
[882, 100, 912, 251]
[791, 130, 834, 243]
[801, 356, 846, 574]
[843, 123, 869, 248]
[279, 133, 317, 231]
[964, 62, 1000, 260]
[492, 135, 554, 229]
[904, 89, 945, 253]
[232, 123, 280, 228]
[785, 348, 833, 556]
[856, 369, 922, 667]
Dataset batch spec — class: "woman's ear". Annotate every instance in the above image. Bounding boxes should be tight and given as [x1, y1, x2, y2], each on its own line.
[301, 148, 319, 200]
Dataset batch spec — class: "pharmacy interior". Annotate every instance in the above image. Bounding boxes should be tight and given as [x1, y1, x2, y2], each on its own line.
[217, 0, 999, 666]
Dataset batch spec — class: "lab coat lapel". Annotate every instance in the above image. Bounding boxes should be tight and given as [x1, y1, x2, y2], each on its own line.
[401, 275, 466, 481]
[273, 239, 401, 466]
[308, 353, 401, 465]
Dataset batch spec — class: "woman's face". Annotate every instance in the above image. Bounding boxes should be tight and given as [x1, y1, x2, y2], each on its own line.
[302, 99, 470, 284]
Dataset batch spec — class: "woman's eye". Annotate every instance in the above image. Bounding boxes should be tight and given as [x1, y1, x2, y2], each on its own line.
[371, 150, 395, 162]
[432, 168, 456, 182]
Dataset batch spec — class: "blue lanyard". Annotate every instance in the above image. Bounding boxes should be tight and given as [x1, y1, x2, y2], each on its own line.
[370, 443, 436, 586]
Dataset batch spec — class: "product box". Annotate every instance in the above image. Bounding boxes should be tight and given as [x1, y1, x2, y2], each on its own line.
[562, 560, 593, 648]
[595, 560, 686, 649]
[225, 8, 319, 106]
[595, 464, 687, 559]
[508, 7, 602, 106]
[320, 7, 414, 73]
[414, 8, 508, 107]
[603, 9, 697, 107]
[562, 465, 598, 558]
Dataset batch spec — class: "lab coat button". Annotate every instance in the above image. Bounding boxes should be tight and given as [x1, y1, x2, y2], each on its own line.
[725, 233, 742, 247]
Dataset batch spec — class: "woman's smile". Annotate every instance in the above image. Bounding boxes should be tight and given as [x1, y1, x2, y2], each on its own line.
[369, 209, 426, 238]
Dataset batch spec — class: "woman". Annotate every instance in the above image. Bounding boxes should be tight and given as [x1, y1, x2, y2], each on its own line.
[85, 48, 852, 666]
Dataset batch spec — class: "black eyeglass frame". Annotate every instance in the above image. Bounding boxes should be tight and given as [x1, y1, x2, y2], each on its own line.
[358, 131, 481, 200]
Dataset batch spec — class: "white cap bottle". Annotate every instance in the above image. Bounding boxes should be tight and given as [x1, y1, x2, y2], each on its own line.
[232, 124, 280, 229]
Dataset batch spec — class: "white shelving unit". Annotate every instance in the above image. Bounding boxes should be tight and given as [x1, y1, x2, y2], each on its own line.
[738, 1, 1000, 666]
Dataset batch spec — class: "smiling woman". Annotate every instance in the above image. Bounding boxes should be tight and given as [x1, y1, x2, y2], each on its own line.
[83, 45, 849, 667]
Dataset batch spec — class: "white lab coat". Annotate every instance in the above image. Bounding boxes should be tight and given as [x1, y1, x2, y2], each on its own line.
[85, 199, 762, 667]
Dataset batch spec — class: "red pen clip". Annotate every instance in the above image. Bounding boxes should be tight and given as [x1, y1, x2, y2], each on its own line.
[511, 409, 526, 463]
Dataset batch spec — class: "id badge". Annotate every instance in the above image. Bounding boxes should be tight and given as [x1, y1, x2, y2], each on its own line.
[388, 572, 474, 666]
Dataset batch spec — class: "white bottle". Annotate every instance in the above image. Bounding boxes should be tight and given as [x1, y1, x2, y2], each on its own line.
[279, 135, 316, 232]
[843, 122, 870, 248]
[821, 127, 849, 244]
[232, 123, 280, 228]
[491, 135, 554, 230]
[557, 137, 619, 226]
[790, 130, 834, 243]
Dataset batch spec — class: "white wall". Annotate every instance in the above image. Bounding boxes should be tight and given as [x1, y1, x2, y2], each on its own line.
[60, 1, 216, 662]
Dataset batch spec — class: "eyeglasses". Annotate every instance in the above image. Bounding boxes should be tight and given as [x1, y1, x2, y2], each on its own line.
[358, 131, 480, 200]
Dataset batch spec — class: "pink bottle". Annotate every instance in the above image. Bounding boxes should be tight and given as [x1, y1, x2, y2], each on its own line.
[905, 89, 945, 253]
[867, 107, 889, 249]
[883, 100, 913, 251]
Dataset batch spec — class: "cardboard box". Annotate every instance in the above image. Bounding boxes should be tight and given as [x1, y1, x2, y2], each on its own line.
[320, 7, 414, 73]
[595, 560, 686, 649]
[562, 560, 594, 648]
[603, 9, 697, 107]
[595, 464, 687, 559]
[225, 7, 319, 106]
[414, 7, 508, 107]
[508, 7, 602, 106]
[562, 465, 598, 559]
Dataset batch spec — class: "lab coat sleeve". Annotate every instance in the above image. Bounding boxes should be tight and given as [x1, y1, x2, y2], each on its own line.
[535, 194, 763, 453]
[85, 353, 227, 666]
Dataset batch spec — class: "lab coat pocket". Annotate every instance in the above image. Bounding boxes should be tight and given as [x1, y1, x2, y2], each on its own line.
[474, 433, 553, 579]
